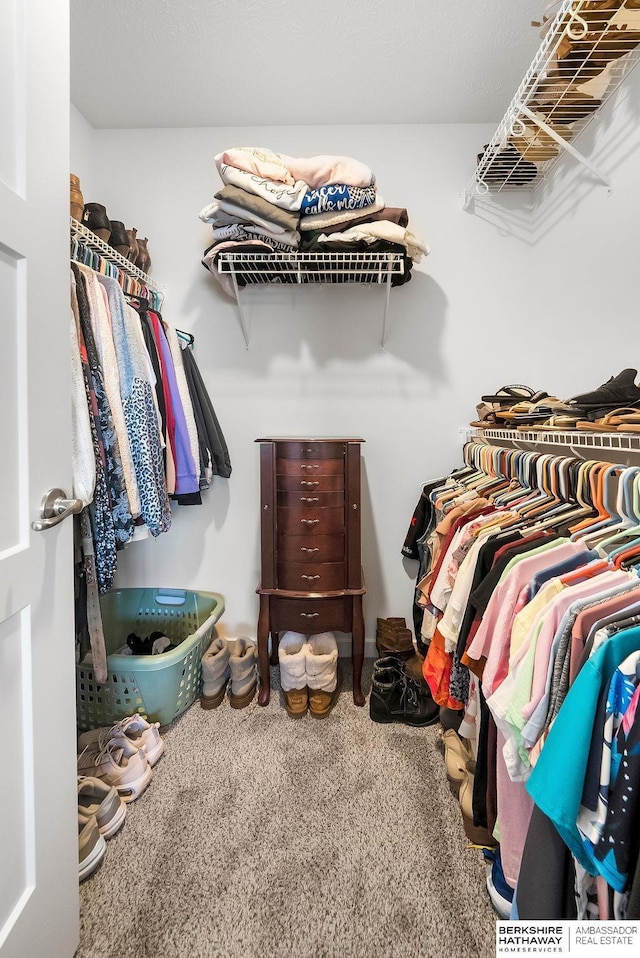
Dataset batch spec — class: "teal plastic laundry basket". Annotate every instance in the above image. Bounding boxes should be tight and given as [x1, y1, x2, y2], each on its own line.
[76, 588, 225, 731]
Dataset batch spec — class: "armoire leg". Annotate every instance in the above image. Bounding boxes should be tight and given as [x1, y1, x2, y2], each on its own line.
[269, 630, 280, 666]
[257, 593, 271, 706]
[352, 595, 365, 706]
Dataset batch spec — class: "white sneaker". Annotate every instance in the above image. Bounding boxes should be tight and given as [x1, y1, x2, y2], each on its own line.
[78, 776, 126, 838]
[77, 738, 152, 803]
[78, 714, 164, 767]
[78, 813, 106, 881]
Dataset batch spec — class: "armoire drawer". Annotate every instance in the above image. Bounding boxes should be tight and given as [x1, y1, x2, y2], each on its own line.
[276, 473, 344, 493]
[276, 458, 344, 477]
[270, 597, 350, 633]
[278, 506, 344, 536]
[277, 534, 345, 563]
[277, 490, 343, 508]
[277, 561, 346, 592]
[276, 441, 345, 460]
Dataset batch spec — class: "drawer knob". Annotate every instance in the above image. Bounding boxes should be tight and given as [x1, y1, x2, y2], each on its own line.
[301, 481, 319, 487]
[300, 612, 320, 619]
[305, 447, 314, 453]
[301, 547, 319, 553]
[301, 465, 319, 471]
[300, 497, 319, 504]
[301, 574, 321, 581]
[301, 518, 320, 526]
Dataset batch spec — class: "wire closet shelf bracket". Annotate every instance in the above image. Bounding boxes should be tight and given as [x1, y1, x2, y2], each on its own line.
[462, 0, 640, 209]
[217, 250, 404, 350]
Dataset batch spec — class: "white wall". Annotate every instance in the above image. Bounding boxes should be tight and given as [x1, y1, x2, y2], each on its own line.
[70, 104, 96, 201]
[70, 73, 640, 648]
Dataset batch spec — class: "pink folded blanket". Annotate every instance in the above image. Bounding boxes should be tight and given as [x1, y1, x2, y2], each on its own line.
[215, 147, 374, 189]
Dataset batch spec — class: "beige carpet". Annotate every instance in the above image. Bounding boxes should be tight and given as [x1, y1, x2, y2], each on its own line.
[77, 661, 496, 958]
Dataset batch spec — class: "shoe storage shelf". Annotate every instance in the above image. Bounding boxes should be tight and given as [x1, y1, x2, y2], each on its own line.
[255, 437, 366, 707]
[71, 216, 163, 297]
[462, 0, 640, 209]
[217, 251, 404, 349]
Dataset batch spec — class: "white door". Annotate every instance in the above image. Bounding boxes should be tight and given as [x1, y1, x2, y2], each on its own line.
[0, 0, 79, 956]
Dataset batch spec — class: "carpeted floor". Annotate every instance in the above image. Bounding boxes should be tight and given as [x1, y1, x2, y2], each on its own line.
[76, 661, 496, 958]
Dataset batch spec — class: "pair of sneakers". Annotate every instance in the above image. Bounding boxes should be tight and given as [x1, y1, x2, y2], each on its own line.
[201, 636, 258, 709]
[77, 714, 164, 805]
[77, 775, 127, 882]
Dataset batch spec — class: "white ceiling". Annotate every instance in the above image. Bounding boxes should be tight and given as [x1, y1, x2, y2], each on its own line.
[70, 0, 544, 129]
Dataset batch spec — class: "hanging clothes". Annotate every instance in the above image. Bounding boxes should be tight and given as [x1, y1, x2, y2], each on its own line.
[180, 345, 232, 481]
[406, 439, 640, 918]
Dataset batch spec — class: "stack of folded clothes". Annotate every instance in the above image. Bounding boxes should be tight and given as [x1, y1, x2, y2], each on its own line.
[199, 147, 429, 296]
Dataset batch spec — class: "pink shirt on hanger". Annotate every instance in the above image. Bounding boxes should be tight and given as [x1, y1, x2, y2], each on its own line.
[468, 540, 588, 698]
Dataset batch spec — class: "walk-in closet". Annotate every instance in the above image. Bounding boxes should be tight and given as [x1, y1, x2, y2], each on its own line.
[3, 2, 640, 957]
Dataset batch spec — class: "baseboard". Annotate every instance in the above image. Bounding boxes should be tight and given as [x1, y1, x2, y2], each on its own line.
[336, 636, 377, 659]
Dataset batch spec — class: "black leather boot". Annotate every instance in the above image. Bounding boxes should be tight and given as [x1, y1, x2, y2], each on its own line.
[369, 669, 439, 727]
[108, 220, 130, 257]
[82, 202, 111, 243]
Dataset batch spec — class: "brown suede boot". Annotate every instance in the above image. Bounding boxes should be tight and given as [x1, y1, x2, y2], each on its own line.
[376, 617, 415, 659]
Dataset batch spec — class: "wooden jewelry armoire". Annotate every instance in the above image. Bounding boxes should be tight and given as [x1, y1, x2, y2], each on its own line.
[255, 437, 366, 706]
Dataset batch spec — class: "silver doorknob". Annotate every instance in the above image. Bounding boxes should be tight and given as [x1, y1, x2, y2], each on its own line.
[31, 488, 83, 532]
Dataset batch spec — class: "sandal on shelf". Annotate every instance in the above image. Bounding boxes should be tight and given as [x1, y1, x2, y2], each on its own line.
[603, 407, 640, 426]
[524, 414, 581, 431]
[480, 384, 538, 405]
[575, 407, 639, 431]
[518, 399, 577, 420]
[511, 396, 572, 419]
[494, 392, 550, 422]
[474, 402, 503, 423]
[531, 81, 601, 123]
[510, 118, 570, 163]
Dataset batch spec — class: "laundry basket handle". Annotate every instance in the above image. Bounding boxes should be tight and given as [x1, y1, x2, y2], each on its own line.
[154, 589, 187, 606]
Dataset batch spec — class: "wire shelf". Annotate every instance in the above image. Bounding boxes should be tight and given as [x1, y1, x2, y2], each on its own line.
[463, 426, 640, 455]
[462, 1, 640, 206]
[217, 251, 404, 285]
[70, 217, 163, 294]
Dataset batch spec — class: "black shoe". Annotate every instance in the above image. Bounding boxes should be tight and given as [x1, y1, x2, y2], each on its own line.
[373, 654, 406, 675]
[369, 670, 439, 727]
[82, 202, 111, 242]
[568, 369, 640, 408]
[108, 220, 130, 256]
[127, 632, 154, 655]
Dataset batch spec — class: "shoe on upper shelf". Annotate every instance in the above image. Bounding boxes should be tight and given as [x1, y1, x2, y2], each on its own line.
[82, 202, 111, 243]
[476, 144, 538, 186]
[566, 368, 640, 408]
